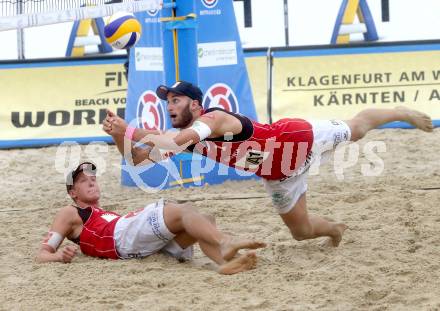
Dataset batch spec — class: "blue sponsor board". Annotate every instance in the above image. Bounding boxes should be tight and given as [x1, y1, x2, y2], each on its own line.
[121, 0, 259, 189]
[196, 0, 257, 120]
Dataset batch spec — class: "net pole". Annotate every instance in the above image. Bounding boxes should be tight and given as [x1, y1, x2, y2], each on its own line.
[16, 0, 25, 59]
[266, 47, 273, 124]
[161, 0, 199, 86]
[283, 0, 289, 46]
[161, 0, 176, 83]
[175, 0, 198, 84]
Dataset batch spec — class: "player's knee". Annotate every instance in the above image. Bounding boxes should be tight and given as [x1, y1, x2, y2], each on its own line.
[346, 118, 367, 141]
[179, 205, 214, 224]
[163, 203, 186, 231]
[180, 203, 198, 213]
[178, 203, 200, 219]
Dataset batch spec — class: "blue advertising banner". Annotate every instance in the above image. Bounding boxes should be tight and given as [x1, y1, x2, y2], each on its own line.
[121, 0, 259, 189]
[121, 8, 171, 188]
[125, 8, 166, 133]
[196, 0, 258, 120]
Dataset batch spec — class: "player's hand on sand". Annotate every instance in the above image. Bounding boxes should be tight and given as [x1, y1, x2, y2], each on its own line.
[56, 245, 78, 263]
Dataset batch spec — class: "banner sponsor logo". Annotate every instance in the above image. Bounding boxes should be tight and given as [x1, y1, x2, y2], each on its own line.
[197, 41, 237, 67]
[270, 49, 440, 121]
[203, 83, 239, 113]
[144, 9, 160, 23]
[137, 90, 166, 131]
[147, 9, 159, 16]
[200, 0, 221, 15]
[201, 0, 218, 9]
[11, 108, 125, 128]
[134, 47, 163, 71]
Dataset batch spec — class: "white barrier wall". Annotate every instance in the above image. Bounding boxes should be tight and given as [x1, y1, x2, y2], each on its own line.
[2, 0, 440, 59]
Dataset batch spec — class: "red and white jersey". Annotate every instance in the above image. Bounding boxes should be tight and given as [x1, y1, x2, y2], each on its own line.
[188, 108, 314, 180]
[79, 206, 121, 259]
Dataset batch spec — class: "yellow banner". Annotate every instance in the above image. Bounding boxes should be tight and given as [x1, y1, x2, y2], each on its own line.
[3, 46, 439, 149]
[0, 61, 127, 145]
[271, 50, 440, 121]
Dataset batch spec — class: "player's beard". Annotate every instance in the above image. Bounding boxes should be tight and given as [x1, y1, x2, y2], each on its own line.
[173, 103, 194, 128]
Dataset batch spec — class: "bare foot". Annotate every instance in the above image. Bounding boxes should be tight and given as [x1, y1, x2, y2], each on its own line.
[217, 251, 257, 275]
[320, 223, 348, 247]
[396, 106, 434, 132]
[221, 236, 266, 261]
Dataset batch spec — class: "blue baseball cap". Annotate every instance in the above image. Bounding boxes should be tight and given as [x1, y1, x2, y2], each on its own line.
[156, 80, 203, 105]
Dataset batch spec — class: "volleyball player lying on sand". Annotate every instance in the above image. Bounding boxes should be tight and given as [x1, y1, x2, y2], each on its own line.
[36, 162, 266, 275]
[103, 80, 434, 248]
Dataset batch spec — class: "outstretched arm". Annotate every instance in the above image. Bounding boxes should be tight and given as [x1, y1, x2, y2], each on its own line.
[35, 208, 78, 264]
[103, 109, 225, 164]
[131, 112, 225, 148]
[103, 110, 158, 165]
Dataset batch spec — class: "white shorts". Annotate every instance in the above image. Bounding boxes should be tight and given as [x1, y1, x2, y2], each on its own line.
[263, 120, 351, 214]
[113, 199, 193, 261]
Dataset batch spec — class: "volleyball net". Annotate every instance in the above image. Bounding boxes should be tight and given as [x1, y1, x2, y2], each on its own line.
[0, 0, 163, 31]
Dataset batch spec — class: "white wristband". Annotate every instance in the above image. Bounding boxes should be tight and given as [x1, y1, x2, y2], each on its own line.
[43, 231, 63, 250]
[189, 121, 212, 141]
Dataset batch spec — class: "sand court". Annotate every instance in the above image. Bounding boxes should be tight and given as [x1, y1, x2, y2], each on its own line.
[1, 129, 439, 310]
